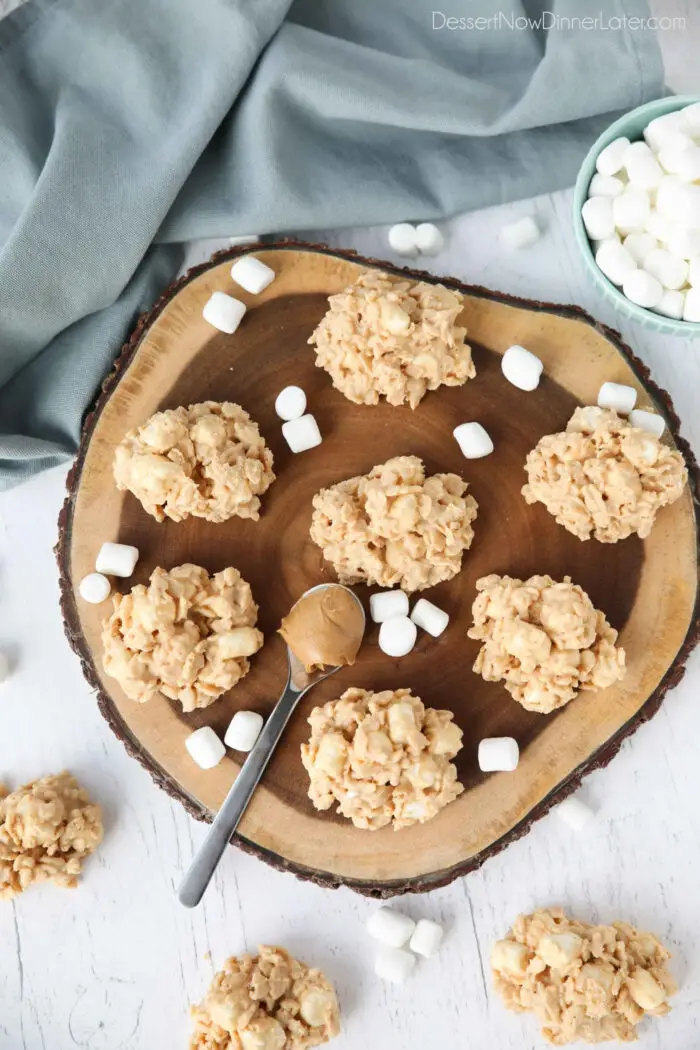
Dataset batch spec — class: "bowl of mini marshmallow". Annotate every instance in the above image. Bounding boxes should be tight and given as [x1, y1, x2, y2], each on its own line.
[574, 95, 700, 334]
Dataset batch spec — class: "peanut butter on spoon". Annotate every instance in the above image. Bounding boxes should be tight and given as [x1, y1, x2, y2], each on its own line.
[279, 584, 365, 672]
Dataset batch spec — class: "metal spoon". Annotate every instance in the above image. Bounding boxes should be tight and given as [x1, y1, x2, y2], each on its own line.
[177, 584, 365, 908]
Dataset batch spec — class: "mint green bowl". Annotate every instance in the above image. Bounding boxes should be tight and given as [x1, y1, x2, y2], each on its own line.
[573, 95, 700, 337]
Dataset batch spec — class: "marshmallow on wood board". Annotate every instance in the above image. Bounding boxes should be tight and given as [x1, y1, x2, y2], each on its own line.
[410, 598, 449, 638]
[79, 573, 112, 604]
[555, 795, 595, 831]
[224, 711, 264, 752]
[501, 345, 543, 391]
[202, 291, 247, 334]
[410, 919, 444, 959]
[388, 223, 418, 257]
[95, 542, 139, 577]
[185, 726, 226, 770]
[500, 216, 540, 250]
[369, 590, 409, 624]
[478, 737, 520, 772]
[414, 223, 444, 255]
[230, 256, 275, 295]
[597, 382, 637, 415]
[274, 386, 307, 421]
[367, 907, 416, 948]
[629, 409, 665, 438]
[374, 946, 417, 985]
[378, 616, 417, 658]
[453, 421, 494, 459]
[282, 414, 322, 453]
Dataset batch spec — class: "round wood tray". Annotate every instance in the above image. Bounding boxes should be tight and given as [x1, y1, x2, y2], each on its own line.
[57, 242, 700, 898]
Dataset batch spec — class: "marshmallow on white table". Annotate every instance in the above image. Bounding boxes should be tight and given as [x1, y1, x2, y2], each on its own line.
[185, 726, 226, 770]
[643, 247, 688, 291]
[597, 382, 637, 415]
[388, 223, 418, 257]
[623, 141, 663, 189]
[414, 223, 444, 255]
[282, 414, 322, 453]
[367, 907, 416, 948]
[501, 345, 543, 391]
[228, 234, 260, 246]
[230, 256, 275, 294]
[622, 270, 663, 309]
[581, 197, 615, 240]
[378, 616, 417, 658]
[594, 240, 637, 286]
[555, 795, 594, 831]
[374, 946, 416, 985]
[202, 291, 247, 334]
[0, 651, 10, 684]
[612, 188, 650, 233]
[622, 232, 657, 266]
[369, 590, 409, 624]
[654, 289, 686, 320]
[595, 136, 630, 176]
[224, 711, 264, 752]
[683, 288, 700, 322]
[410, 919, 444, 959]
[79, 572, 112, 604]
[478, 737, 519, 772]
[96, 541, 139, 577]
[274, 385, 307, 421]
[499, 216, 539, 250]
[629, 409, 665, 438]
[453, 421, 494, 459]
[410, 598, 449, 638]
[588, 174, 624, 198]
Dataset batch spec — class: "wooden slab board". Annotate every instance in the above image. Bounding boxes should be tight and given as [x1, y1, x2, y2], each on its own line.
[57, 243, 700, 897]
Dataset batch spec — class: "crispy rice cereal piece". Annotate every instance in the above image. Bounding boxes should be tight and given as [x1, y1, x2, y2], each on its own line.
[310, 455, 478, 592]
[113, 401, 275, 524]
[522, 406, 687, 542]
[492, 908, 677, 1045]
[309, 271, 475, 409]
[102, 563, 263, 712]
[189, 945, 340, 1050]
[301, 687, 463, 830]
[468, 573, 626, 714]
[0, 772, 103, 901]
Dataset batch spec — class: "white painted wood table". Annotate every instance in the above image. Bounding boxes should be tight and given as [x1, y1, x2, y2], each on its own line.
[1, 193, 700, 1050]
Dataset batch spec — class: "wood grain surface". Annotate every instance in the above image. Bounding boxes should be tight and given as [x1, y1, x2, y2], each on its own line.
[57, 244, 699, 895]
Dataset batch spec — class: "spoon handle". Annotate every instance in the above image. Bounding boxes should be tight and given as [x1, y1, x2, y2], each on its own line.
[177, 682, 301, 908]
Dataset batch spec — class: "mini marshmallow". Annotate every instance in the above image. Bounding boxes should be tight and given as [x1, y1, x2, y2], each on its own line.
[388, 223, 418, 257]
[224, 711, 264, 752]
[202, 291, 247, 334]
[500, 215, 540, 250]
[555, 795, 594, 831]
[501, 344, 543, 391]
[683, 288, 700, 322]
[95, 541, 139, 577]
[367, 907, 416, 948]
[597, 382, 637, 415]
[378, 616, 417, 658]
[581, 197, 615, 240]
[410, 598, 449, 638]
[682, 101, 700, 132]
[676, 145, 700, 184]
[369, 590, 409, 624]
[410, 919, 444, 959]
[230, 256, 275, 295]
[689, 257, 700, 286]
[374, 946, 416, 985]
[228, 234, 260, 246]
[644, 209, 674, 243]
[657, 135, 696, 175]
[656, 176, 693, 224]
[644, 111, 687, 153]
[622, 269, 663, 309]
[588, 174, 624, 198]
[623, 141, 663, 189]
[595, 136, 630, 176]
[414, 223, 444, 255]
[478, 737, 520, 773]
[654, 289, 685, 320]
[453, 421, 494, 459]
[185, 726, 226, 770]
[643, 247, 688, 290]
[612, 188, 650, 233]
[79, 572, 112, 604]
[281, 414, 322, 453]
[666, 226, 700, 261]
[629, 409, 665, 438]
[0, 651, 10, 684]
[594, 240, 637, 286]
[274, 385, 307, 421]
[622, 232, 657, 265]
